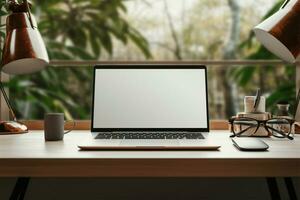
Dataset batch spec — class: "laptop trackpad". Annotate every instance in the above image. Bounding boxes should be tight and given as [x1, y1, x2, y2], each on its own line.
[120, 140, 179, 146]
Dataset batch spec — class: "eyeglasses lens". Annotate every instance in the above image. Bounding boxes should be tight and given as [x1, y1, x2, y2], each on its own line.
[232, 118, 258, 136]
[266, 119, 291, 137]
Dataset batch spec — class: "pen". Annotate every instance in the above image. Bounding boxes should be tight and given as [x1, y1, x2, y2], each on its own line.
[253, 88, 261, 112]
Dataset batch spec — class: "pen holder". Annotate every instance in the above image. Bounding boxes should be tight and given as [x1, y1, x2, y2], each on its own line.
[244, 96, 266, 113]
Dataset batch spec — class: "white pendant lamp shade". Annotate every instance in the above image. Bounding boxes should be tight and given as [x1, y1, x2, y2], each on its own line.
[253, 0, 300, 63]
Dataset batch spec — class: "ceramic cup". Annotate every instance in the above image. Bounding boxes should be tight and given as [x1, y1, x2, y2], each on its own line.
[44, 113, 75, 141]
[244, 96, 266, 113]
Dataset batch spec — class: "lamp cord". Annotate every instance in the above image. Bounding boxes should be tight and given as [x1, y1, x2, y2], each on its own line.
[24, 0, 34, 29]
[0, 81, 17, 121]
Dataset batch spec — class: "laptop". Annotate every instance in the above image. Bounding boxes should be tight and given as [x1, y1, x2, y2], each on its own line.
[78, 64, 220, 150]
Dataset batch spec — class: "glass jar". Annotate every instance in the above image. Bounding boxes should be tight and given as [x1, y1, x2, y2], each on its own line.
[276, 103, 292, 117]
[274, 102, 294, 138]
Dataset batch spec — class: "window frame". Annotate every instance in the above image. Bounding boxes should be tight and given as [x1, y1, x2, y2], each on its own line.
[1, 59, 297, 131]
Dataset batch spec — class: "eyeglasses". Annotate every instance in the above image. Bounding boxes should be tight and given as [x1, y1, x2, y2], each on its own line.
[229, 117, 294, 140]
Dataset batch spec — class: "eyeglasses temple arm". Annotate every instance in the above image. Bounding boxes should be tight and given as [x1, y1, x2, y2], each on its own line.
[230, 124, 257, 137]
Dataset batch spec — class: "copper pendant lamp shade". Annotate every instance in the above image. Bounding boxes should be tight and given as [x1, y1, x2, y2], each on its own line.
[1, 3, 49, 75]
[253, 0, 300, 63]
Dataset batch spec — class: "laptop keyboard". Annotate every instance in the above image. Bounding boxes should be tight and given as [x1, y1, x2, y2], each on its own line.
[95, 132, 204, 139]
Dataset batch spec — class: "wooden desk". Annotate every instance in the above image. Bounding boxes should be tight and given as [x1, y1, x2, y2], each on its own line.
[1, 131, 299, 200]
[0, 131, 299, 177]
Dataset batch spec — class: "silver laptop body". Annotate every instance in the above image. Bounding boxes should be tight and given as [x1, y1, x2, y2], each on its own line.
[78, 64, 220, 149]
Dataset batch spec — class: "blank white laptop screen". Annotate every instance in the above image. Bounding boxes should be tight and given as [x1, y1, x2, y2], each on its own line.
[92, 67, 209, 130]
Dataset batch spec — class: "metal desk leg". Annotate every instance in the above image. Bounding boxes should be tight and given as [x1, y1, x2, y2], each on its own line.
[266, 178, 281, 200]
[9, 177, 30, 200]
[284, 177, 298, 200]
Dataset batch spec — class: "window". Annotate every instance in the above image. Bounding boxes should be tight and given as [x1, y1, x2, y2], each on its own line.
[1, 0, 294, 121]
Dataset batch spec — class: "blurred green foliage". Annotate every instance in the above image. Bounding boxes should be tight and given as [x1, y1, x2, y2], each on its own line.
[232, 0, 296, 113]
[0, 0, 296, 119]
[0, 0, 151, 120]
[0, 1, 8, 58]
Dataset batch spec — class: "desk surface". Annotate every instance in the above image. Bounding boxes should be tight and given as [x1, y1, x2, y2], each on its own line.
[0, 131, 299, 177]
